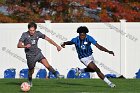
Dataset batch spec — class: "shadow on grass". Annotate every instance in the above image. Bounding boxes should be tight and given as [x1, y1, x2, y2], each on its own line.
[5, 81, 22, 86]
[57, 81, 106, 88]
[57, 81, 88, 86]
[5, 82, 27, 93]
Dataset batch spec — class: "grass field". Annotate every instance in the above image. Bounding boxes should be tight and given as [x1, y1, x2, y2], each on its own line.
[0, 79, 140, 93]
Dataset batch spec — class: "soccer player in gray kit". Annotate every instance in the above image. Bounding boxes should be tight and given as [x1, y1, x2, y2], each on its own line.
[17, 22, 61, 87]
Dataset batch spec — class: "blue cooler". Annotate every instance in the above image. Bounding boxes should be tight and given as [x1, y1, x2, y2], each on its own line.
[136, 69, 140, 78]
[105, 74, 116, 78]
[79, 72, 90, 78]
[4, 68, 16, 78]
[36, 69, 47, 79]
[67, 68, 78, 78]
[19, 69, 28, 78]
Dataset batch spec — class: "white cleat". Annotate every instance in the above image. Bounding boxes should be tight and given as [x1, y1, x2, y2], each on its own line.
[109, 83, 116, 88]
[28, 81, 32, 87]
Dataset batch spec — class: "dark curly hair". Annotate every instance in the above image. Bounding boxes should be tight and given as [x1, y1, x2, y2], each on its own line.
[28, 22, 37, 29]
[77, 26, 89, 33]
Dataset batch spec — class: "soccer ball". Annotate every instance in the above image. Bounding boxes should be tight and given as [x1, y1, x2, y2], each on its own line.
[20, 82, 30, 92]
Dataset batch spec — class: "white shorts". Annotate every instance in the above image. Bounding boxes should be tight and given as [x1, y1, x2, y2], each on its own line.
[80, 55, 94, 66]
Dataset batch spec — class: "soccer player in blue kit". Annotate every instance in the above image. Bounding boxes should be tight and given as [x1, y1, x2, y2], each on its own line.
[61, 26, 116, 88]
[17, 22, 62, 87]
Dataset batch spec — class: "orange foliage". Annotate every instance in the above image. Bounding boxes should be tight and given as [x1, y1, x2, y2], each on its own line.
[0, 14, 17, 23]
[0, 0, 140, 22]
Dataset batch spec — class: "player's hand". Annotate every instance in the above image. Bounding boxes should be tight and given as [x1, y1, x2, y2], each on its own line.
[25, 44, 31, 48]
[61, 43, 65, 48]
[56, 46, 62, 51]
[108, 51, 114, 56]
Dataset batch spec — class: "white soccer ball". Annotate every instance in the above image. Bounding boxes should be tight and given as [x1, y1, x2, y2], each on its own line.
[20, 82, 30, 92]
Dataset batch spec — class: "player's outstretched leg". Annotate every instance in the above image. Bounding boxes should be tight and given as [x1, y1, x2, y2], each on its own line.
[87, 62, 116, 88]
[76, 67, 95, 76]
[41, 58, 59, 78]
[28, 68, 34, 87]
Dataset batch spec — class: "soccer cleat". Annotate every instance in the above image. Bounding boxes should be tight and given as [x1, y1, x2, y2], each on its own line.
[56, 74, 60, 78]
[75, 67, 81, 77]
[28, 81, 32, 87]
[55, 73, 60, 78]
[109, 83, 116, 88]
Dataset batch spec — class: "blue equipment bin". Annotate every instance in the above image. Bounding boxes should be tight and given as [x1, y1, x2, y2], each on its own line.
[19, 69, 28, 78]
[79, 72, 90, 78]
[136, 69, 140, 78]
[4, 68, 16, 78]
[67, 68, 78, 78]
[36, 69, 47, 79]
[105, 74, 116, 78]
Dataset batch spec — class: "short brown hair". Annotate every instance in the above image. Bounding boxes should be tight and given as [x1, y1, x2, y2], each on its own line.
[28, 22, 37, 29]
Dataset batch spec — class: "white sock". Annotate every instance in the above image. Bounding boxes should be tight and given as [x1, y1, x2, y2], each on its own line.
[103, 77, 112, 85]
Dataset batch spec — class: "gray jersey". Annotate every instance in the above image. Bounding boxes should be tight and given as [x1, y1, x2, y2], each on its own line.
[19, 31, 45, 55]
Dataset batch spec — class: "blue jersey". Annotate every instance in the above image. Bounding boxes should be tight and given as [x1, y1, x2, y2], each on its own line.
[71, 35, 97, 59]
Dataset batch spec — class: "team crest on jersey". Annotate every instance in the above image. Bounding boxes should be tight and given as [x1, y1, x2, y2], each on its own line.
[84, 42, 88, 45]
[31, 40, 36, 45]
[81, 45, 86, 49]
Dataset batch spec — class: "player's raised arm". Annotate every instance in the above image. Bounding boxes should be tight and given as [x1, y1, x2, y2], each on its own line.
[44, 35, 62, 51]
[61, 41, 74, 48]
[94, 43, 114, 56]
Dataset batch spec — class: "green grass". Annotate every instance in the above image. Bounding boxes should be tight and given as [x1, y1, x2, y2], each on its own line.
[0, 79, 140, 93]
